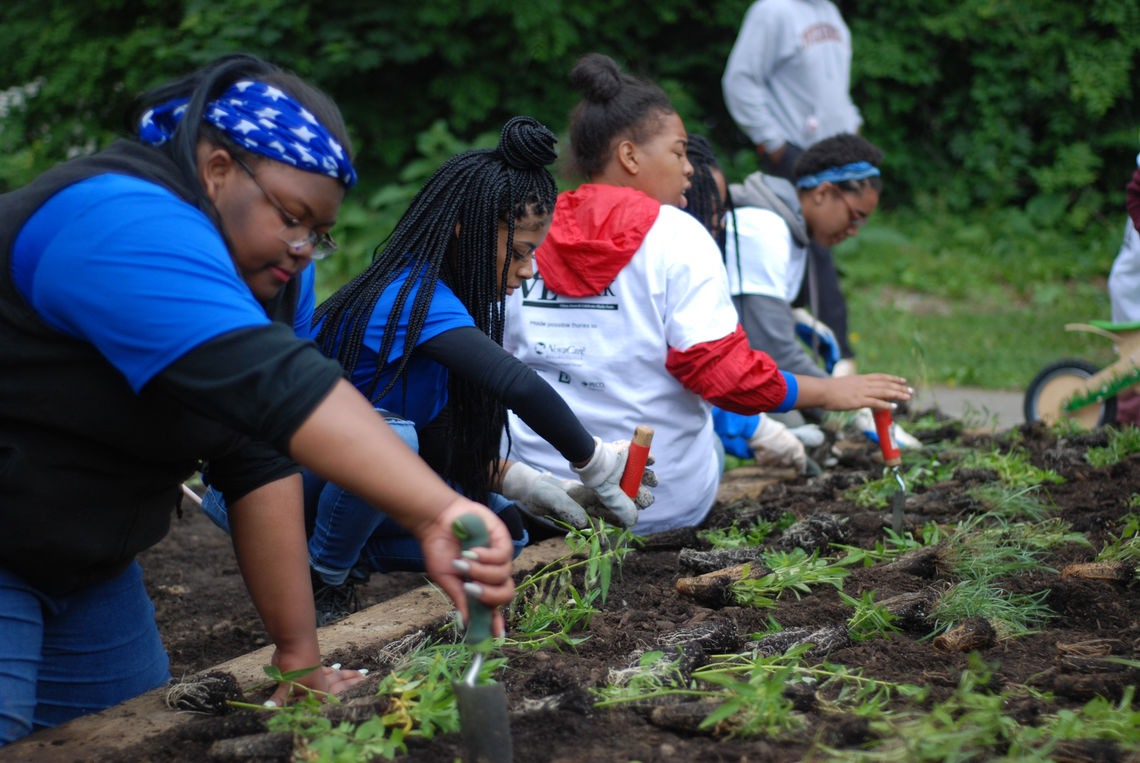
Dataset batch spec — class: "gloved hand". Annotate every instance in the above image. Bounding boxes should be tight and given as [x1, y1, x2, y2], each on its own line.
[831, 358, 857, 378]
[570, 438, 640, 527]
[500, 461, 590, 528]
[793, 307, 841, 374]
[749, 414, 808, 473]
[788, 423, 825, 448]
[566, 450, 655, 525]
[851, 408, 922, 449]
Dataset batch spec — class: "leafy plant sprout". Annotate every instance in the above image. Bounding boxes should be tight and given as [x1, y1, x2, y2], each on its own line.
[699, 512, 796, 549]
[839, 589, 901, 641]
[507, 520, 638, 649]
[730, 548, 860, 609]
[1085, 424, 1140, 467]
[1095, 511, 1140, 565]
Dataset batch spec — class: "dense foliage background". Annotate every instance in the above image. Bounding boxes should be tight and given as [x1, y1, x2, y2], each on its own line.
[2, 0, 1139, 387]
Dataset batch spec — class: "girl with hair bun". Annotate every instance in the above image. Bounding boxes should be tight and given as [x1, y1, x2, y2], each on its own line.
[504, 54, 911, 534]
[244, 117, 649, 624]
[0, 54, 514, 741]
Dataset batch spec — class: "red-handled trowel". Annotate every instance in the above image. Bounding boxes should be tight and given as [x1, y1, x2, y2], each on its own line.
[872, 409, 907, 535]
[452, 514, 511, 763]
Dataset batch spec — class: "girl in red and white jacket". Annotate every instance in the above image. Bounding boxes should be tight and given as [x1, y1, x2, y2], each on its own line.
[503, 53, 911, 533]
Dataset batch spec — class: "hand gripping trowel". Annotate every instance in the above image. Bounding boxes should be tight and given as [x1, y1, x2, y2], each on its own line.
[452, 514, 512, 763]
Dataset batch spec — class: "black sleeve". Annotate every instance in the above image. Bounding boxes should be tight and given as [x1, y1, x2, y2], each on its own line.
[202, 440, 302, 505]
[148, 323, 344, 454]
[416, 326, 595, 464]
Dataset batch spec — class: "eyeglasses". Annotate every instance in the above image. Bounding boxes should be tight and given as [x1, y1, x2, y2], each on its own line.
[834, 188, 869, 231]
[233, 156, 338, 260]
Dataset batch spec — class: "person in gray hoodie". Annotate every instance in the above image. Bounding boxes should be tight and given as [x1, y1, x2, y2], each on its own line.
[723, 133, 921, 447]
[723, 0, 863, 371]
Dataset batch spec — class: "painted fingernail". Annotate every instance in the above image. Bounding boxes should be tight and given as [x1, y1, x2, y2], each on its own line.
[907, 387, 915, 395]
[331, 663, 341, 670]
[461, 550, 479, 560]
[263, 699, 278, 708]
[358, 668, 369, 676]
[452, 559, 471, 574]
[463, 582, 484, 597]
[890, 402, 898, 410]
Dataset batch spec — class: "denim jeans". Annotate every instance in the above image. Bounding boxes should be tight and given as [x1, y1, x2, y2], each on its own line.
[0, 562, 170, 745]
[201, 410, 528, 587]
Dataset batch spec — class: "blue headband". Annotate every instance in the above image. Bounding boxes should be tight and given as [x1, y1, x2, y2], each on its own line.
[795, 161, 880, 189]
[138, 80, 356, 188]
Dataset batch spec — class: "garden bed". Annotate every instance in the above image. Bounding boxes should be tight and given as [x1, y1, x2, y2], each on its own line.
[11, 415, 1140, 761]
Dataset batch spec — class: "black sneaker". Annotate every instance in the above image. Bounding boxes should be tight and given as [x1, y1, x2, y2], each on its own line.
[311, 567, 361, 627]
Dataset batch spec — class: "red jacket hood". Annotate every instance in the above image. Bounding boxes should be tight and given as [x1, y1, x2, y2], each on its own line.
[535, 184, 661, 297]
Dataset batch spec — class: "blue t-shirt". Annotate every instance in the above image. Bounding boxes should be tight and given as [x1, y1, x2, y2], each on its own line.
[316, 268, 474, 428]
[12, 174, 273, 392]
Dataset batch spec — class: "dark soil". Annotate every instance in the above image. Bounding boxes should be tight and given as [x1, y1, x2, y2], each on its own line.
[120, 419, 1140, 760]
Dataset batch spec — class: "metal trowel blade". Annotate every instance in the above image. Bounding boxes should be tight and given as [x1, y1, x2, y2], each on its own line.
[453, 680, 512, 763]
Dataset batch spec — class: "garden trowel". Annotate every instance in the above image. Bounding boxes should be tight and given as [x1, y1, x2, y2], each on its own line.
[452, 514, 512, 763]
[872, 409, 907, 535]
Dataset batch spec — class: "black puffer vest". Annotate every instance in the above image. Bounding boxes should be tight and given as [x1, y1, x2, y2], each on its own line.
[0, 140, 295, 595]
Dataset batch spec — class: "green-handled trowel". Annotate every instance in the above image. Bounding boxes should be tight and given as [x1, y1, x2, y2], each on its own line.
[452, 514, 512, 763]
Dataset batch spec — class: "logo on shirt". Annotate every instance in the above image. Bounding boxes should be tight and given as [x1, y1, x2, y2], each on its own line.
[580, 380, 606, 391]
[535, 341, 586, 358]
[558, 371, 572, 384]
[520, 275, 619, 311]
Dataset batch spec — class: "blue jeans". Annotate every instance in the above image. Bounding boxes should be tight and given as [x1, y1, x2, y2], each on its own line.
[0, 562, 170, 745]
[201, 410, 528, 586]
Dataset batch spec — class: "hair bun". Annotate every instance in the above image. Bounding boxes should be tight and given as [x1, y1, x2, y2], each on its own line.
[497, 116, 558, 169]
[569, 53, 622, 103]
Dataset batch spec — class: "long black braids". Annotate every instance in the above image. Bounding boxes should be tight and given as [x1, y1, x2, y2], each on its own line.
[683, 134, 732, 255]
[314, 116, 558, 501]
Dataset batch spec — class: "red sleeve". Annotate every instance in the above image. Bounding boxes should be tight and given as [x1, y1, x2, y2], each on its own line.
[1127, 167, 1140, 233]
[665, 324, 794, 414]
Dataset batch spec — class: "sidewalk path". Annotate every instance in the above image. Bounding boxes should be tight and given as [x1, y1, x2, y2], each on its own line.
[912, 386, 1024, 431]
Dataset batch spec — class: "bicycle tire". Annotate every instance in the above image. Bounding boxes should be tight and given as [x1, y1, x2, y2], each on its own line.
[1023, 359, 1117, 428]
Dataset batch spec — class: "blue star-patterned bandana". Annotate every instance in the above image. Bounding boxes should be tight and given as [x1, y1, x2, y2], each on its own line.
[795, 161, 879, 189]
[138, 80, 356, 188]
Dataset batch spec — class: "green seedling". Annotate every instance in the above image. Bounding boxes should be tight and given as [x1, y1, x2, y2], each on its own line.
[508, 520, 637, 648]
[957, 446, 1064, 488]
[839, 590, 901, 641]
[593, 650, 698, 707]
[966, 483, 1054, 521]
[1096, 512, 1140, 565]
[730, 548, 859, 609]
[1085, 425, 1140, 467]
[929, 579, 1052, 639]
[699, 512, 796, 549]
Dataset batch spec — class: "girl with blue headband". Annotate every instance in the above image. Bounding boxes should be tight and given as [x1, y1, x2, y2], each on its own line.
[721, 133, 921, 451]
[0, 54, 514, 743]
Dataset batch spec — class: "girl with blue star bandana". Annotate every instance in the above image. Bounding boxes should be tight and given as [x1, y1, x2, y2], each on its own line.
[0, 54, 514, 743]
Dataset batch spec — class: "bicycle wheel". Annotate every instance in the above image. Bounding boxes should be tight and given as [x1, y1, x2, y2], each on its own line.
[1023, 359, 1117, 428]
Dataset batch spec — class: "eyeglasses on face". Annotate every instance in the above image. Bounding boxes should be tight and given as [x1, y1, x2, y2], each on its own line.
[834, 187, 869, 230]
[233, 156, 338, 260]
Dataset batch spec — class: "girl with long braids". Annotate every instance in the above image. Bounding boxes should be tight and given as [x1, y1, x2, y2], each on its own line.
[0, 54, 514, 743]
[504, 53, 912, 534]
[287, 117, 646, 623]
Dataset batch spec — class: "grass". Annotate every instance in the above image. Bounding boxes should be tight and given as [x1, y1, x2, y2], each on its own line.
[838, 204, 1121, 390]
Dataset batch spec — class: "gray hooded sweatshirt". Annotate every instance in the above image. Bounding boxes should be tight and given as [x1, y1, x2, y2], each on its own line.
[727, 172, 828, 379]
[722, 0, 862, 152]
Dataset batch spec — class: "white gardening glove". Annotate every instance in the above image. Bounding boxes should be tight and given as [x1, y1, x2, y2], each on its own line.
[570, 438, 640, 527]
[788, 423, 825, 448]
[831, 358, 857, 378]
[749, 414, 808, 473]
[851, 408, 922, 449]
[566, 451, 656, 524]
[500, 462, 589, 528]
